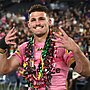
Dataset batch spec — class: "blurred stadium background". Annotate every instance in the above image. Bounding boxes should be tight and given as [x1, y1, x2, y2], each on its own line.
[0, 0, 90, 90]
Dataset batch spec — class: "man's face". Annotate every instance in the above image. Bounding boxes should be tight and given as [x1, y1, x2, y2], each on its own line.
[28, 11, 50, 37]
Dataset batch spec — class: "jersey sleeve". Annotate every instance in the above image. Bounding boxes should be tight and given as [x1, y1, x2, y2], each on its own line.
[13, 42, 28, 65]
[63, 49, 75, 67]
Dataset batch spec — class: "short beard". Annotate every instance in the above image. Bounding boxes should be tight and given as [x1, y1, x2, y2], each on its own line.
[35, 32, 46, 37]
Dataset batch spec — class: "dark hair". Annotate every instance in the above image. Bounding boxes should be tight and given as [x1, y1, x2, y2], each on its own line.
[29, 4, 49, 16]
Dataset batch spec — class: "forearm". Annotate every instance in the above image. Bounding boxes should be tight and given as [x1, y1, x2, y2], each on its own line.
[73, 46, 90, 76]
[0, 29, 18, 74]
[0, 49, 10, 74]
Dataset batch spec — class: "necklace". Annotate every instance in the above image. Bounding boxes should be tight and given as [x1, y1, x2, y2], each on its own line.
[18, 31, 55, 89]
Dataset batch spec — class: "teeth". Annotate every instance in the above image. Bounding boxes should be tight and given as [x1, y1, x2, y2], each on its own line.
[36, 26, 42, 29]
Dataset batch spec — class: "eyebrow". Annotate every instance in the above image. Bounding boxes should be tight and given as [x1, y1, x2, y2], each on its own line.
[30, 16, 46, 21]
[39, 17, 46, 20]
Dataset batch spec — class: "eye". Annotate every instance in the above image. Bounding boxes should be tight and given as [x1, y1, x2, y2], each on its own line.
[39, 17, 45, 21]
[31, 18, 36, 22]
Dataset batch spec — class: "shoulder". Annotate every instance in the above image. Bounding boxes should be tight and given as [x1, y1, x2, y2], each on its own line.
[18, 42, 28, 49]
[15, 41, 28, 56]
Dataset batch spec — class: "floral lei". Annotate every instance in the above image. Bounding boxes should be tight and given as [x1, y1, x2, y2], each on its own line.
[18, 31, 55, 89]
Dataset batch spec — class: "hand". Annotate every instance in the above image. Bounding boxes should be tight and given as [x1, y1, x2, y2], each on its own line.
[5, 27, 17, 46]
[51, 27, 79, 52]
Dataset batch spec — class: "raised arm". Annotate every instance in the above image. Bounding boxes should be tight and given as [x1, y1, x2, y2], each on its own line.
[52, 27, 90, 76]
[0, 28, 20, 75]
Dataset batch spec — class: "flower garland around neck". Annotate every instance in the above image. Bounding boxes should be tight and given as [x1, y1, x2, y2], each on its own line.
[18, 31, 55, 89]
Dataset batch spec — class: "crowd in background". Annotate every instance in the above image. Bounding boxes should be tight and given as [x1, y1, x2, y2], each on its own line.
[0, 0, 90, 90]
[0, 0, 90, 58]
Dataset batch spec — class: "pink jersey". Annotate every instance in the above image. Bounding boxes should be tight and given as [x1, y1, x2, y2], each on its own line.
[14, 41, 74, 90]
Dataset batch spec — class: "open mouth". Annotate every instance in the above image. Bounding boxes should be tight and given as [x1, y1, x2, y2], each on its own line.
[34, 25, 44, 29]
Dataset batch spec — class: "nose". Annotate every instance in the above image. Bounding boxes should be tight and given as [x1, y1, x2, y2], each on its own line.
[35, 19, 41, 25]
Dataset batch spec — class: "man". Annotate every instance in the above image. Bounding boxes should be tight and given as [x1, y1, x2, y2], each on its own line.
[0, 4, 90, 90]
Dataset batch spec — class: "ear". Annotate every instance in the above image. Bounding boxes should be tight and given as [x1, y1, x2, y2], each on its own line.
[49, 18, 54, 26]
[28, 21, 31, 29]
[48, 18, 52, 26]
